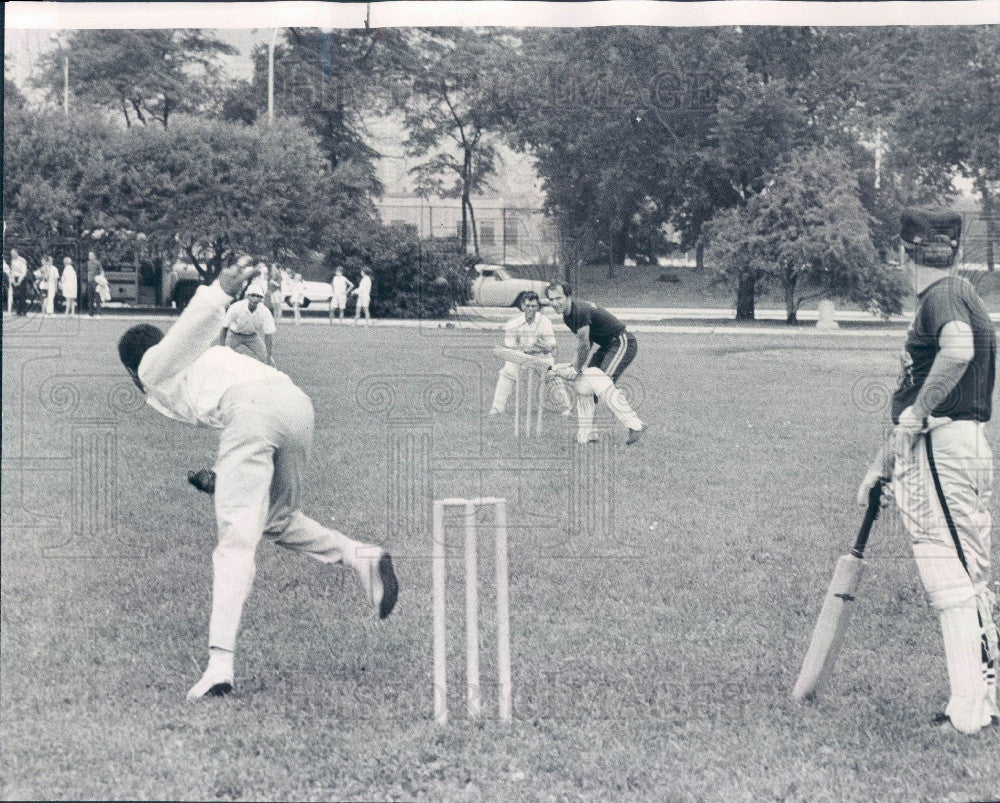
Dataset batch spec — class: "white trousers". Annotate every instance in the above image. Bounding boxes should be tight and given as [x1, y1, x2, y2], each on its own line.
[893, 421, 998, 732]
[209, 379, 372, 652]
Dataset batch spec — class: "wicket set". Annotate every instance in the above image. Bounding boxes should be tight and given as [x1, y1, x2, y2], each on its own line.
[432, 497, 512, 724]
[514, 364, 546, 438]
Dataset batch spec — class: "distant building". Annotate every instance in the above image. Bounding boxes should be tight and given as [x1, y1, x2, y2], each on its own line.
[375, 196, 559, 266]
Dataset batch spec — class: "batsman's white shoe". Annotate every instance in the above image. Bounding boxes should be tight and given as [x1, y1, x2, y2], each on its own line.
[358, 550, 399, 620]
[186, 668, 234, 701]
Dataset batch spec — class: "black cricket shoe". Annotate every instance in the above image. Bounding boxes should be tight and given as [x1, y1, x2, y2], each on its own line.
[187, 468, 216, 494]
[373, 552, 399, 620]
[626, 424, 645, 446]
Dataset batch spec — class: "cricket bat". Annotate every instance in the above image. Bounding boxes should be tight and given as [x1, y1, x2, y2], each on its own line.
[792, 477, 887, 701]
[491, 346, 551, 368]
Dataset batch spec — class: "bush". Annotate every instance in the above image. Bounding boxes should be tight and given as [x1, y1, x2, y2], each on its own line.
[325, 223, 472, 319]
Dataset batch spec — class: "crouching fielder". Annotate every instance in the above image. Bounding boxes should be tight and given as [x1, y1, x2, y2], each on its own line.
[857, 237, 998, 734]
[117, 262, 398, 701]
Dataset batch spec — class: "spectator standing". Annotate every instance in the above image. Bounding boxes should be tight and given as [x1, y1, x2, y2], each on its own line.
[290, 272, 305, 325]
[60, 257, 78, 315]
[93, 266, 111, 314]
[353, 268, 373, 326]
[86, 251, 102, 315]
[329, 266, 354, 324]
[10, 249, 30, 316]
[40, 256, 59, 315]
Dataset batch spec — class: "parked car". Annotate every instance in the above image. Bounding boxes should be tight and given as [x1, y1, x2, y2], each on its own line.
[470, 263, 550, 307]
[280, 277, 332, 310]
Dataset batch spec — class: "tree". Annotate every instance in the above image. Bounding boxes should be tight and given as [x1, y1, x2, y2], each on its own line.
[2, 108, 122, 247]
[241, 27, 413, 196]
[402, 29, 517, 254]
[4, 55, 26, 114]
[893, 27, 1000, 269]
[324, 220, 472, 318]
[107, 117, 344, 281]
[34, 30, 234, 127]
[707, 147, 903, 322]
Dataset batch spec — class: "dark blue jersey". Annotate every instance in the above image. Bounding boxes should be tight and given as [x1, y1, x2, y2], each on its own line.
[891, 276, 996, 423]
[563, 300, 626, 347]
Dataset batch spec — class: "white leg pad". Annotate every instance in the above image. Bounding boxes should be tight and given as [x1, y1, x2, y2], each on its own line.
[914, 542, 995, 733]
[576, 392, 596, 443]
[578, 368, 642, 431]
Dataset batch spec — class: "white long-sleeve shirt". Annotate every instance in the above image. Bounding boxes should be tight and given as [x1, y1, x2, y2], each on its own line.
[138, 283, 291, 429]
[503, 312, 557, 354]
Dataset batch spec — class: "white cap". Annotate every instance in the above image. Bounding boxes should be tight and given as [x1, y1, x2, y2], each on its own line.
[246, 279, 267, 297]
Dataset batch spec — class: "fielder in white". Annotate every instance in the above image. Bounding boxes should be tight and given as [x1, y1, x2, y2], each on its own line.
[117, 261, 398, 701]
[221, 278, 276, 364]
[857, 208, 997, 735]
[353, 268, 373, 325]
[329, 266, 354, 324]
[489, 292, 572, 418]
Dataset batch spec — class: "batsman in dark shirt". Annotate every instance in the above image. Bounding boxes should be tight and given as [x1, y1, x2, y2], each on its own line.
[545, 283, 637, 381]
[545, 283, 644, 445]
[856, 208, 998, 735]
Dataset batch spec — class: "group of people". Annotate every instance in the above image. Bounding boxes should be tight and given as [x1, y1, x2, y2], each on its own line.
[3, 249, 110, 317]
[113, 211, 996, 738]
[328, 266, 373, 325]
[489, 285, 645, 446]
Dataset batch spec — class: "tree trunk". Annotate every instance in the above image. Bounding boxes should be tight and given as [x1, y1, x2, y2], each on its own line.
[784, 273, 798, 324]
[468, 197, 479, 256]
[736, 272, 756, 321]
[983, 187, 996, 271]
[695, 238, 705, 270]
[609, 223, 627, 268]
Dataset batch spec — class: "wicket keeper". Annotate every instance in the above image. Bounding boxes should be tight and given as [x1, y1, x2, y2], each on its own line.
[489, 292, 572, 418]
[117, 260, 398, 701]
[545, 283, 645, 444]
[857, 208, 998, 734]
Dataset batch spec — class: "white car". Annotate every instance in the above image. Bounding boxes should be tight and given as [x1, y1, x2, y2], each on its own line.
[470, 264, 550, 307]
[280, 277, 333, 310]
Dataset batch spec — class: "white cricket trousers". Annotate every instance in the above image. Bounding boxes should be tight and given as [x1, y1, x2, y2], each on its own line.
[209, 378, 370, 652]
[893, 420, 998, 732]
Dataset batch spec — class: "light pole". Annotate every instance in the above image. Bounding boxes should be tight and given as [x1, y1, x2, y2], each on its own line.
[268, 28, 278, 122]
[49, 32, 69, 116]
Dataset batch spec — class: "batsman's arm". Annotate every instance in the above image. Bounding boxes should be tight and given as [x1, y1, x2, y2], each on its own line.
[909, 320, 973, 422]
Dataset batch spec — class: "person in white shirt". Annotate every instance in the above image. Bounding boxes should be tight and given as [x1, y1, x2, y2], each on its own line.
[353, 268, 373, 325]
[221, 279, 276, 364]
[489, 292, 572, 417]
[40, 255, 59, 314]
[329, 266, 354, 324]
[290, 272, 305, 325]
[116, 261, 399, 701]
[60, 257, 78, 315]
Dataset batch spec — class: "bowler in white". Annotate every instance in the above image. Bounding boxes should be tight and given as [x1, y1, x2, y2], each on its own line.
[117, 261, 398, 701]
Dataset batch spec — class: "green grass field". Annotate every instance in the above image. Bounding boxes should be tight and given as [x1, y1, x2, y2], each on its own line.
[2, 316, 998, 801]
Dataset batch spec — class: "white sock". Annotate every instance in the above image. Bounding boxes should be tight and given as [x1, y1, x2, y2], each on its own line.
[207, 647, 234, 677]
